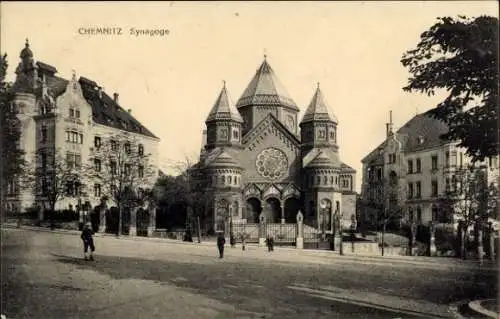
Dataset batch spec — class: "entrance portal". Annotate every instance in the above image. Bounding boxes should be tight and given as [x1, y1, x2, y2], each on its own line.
[264, 197, 281, 223]
[284, 197, 301, 223]
[246, 198, 262, 223]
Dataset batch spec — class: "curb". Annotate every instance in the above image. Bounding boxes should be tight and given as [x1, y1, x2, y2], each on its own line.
[2, 224, 498, 271]
[469, 299, 499, 318]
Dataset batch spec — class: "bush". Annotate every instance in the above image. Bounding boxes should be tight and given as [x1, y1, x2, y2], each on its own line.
[44, 209, 79, 222]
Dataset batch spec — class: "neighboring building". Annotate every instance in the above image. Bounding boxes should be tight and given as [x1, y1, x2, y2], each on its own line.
[5, 39, 160, 213]
[191, 56, 357, 234]
[359, 110, 499, 229]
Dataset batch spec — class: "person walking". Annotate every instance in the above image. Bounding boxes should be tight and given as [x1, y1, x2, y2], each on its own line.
[217, 232, 226, 258]
[81, 222, 95, 261]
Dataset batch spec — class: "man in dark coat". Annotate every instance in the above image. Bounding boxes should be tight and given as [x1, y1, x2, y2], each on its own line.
[81, 222, 95, 261]
[217, 232, 226, 258]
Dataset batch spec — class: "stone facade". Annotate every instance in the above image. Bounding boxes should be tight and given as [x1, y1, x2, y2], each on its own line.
[192, 57, 357, 233]
[5, 40, 160, 214]
[359, 111, 499, 228]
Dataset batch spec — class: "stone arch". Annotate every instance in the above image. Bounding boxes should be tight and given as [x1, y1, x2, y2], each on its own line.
[319, 198, 333, 232]
[284, 197, 301, 223]
[264, 197, 281, 223]
[246, 197, 262, 223]
[215, 199, 230, 232]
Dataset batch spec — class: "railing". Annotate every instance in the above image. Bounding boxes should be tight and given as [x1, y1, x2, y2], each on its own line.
[232, 222, 259, 243]
[266, 223, 296, 244]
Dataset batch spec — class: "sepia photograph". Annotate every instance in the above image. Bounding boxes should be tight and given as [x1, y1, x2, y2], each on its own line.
[0, 1, 498, 318]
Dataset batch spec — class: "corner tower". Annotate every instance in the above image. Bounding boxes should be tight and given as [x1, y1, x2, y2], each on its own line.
[205, 81, 244, 151]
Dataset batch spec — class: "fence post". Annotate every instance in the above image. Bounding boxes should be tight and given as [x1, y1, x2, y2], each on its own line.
[98, 205, 106, 233]
[429, 222, 437, 257]
[258, 213, 266, 247]
[129, 207, 137, 236]
[296, 210, 304, 249]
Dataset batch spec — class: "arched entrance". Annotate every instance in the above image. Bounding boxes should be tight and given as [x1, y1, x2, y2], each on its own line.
[284, 197, 301, 223]
[215, 199, 229, 233]
[137, 208, 149, 237]
[246, 198, 262, 223]
[265, 197, 281, 223]
[319, 199, 332, 233]
[106, 207, 119, 234]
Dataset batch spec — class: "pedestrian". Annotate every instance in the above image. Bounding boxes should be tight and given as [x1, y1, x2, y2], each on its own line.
[266, 235, 272, 252]
[217, 232, 225, 258]
[81, 222, 95, 261]
[230, 232, 236, 248]
[269, 235, 275, 252]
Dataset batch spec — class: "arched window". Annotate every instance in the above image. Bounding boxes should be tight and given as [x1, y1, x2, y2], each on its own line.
[416, 207, 422, 223]
[408, 207, 414, 222]
[323, 176, 328, 185]
[233, 201, 239, 217]
[228, 176, 232, 184]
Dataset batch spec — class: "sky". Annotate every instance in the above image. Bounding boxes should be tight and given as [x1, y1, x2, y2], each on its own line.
[1, 1, 498, 192]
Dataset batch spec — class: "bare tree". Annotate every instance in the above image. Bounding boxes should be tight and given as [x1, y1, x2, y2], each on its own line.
[379, 171, 406, 256]
[440, 164, 492, 259]
[85, 132, 155, 236]
[32, 148, 82, 227]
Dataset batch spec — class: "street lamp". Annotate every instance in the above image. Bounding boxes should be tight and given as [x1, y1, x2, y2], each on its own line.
[320, 200, 328, 241]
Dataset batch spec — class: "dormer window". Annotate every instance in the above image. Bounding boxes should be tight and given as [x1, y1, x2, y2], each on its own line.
[417, 136, 424, 144]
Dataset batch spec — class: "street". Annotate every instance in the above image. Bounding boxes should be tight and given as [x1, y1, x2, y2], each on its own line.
[1, 228, 497, 319]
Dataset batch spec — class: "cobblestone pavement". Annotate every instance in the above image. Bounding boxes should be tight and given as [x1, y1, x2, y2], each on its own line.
[1, 228, 497, 319]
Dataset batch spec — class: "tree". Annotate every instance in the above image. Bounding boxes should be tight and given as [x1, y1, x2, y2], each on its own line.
[440, 164, 496, 259]
[0, 53, 26, 219]
[32, 149, 82, 226]
[401, 16, 498, 162]
[85, 132, 155, 236]
[379, 171, 406, 256]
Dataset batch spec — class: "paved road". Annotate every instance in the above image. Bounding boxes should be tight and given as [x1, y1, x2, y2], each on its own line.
[1, 228, 497, 319]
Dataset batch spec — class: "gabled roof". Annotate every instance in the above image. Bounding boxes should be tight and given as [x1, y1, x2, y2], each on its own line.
[242, 113, 301, 148]
[302, 147, 341, 169]
[301, 84, 338, 124]
[236, 58, 299, 111]
[78, 77, 158, 138]
[341, 162, 356, 173]
[205, 82, 243, 123]
[361, 110, 450, 163]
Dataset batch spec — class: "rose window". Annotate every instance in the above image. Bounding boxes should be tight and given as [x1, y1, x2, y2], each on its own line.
[255, 148, 288, 180]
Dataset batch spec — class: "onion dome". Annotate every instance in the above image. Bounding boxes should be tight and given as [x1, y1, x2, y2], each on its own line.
[20, 38, 34, 59]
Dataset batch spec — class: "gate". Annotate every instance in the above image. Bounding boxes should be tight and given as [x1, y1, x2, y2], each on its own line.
[303, 224, 321, 249]
[266, 223, 296, 246]
[136, 208, 149, 237]
[232, 221, 259, 243]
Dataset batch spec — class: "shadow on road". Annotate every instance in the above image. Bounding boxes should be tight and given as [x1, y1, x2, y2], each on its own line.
[47, 252, 497, 319]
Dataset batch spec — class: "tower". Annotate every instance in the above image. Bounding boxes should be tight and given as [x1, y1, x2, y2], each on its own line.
[300, 83, 342, 231]
[203, 82, 245, 234]
[236, 56, 300, 135]
[205, 81, 244, 151]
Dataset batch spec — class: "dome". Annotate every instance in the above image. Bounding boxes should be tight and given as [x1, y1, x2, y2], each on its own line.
[207, 150, 242, 169]
[20, 39, 33, 59]
[306, 151, 336, 168]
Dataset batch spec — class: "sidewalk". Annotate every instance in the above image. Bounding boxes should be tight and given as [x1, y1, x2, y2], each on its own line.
[2, 223, 497, 271]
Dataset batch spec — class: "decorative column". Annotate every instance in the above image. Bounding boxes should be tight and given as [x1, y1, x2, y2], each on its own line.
[98, 204, 106, 233]
[129, 207, 138, 236]
[147, 205, 156, 237]
[429, 221, 436, 257]
[281, 202, 285, 224]
[296, 210, 304, 249]
[258, 212, 266, 246]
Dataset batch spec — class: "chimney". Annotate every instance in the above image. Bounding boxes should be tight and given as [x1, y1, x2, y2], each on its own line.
[386, 110, 394, 137]
[386, 123, 390, 137]
[113, 92, 119, 103]
[127, 109, 132, 113]
[97, 87, 103, 99]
